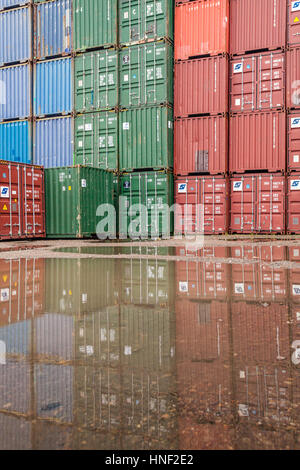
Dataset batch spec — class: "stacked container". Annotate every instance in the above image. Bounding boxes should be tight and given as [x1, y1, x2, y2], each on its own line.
[174, 0, 230, 235]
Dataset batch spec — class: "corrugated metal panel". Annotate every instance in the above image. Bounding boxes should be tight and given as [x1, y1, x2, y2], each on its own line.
[286, 47, 300, 109]
[174, 175, 229, 234]
[35, 314, 74, 361]
[287, 174, 300, 233]
[174, 56, 228, 117]
[0, 0, 30, 9]
[74, 112, 118, 171]
[34, 0, 72, 59]
[174, 0, 229, 60]
[34, 58, 72, 117]
[0, 120, 32, 164]
[0, 63, 31, 121]
[119, 41, 173, 108]
[0, 415, 31, 451]
[74, 50, 118, 113]
[0, 360, 30, 414]
[119, 106, 173, 171]
[22, 164, 45, 237]
[229, 111, 286, 173]
[230, 0, 287, 55]
[288, 112, 300, 172]
[45, 166, 114, 238]
[119, 0, 173, 46]
[34, 116, 73, 168]
[174, 115, 228, 175]
[73, 0, 118, 51]
[0, 6, 32, 65]
[230, 51, 285, 112]
[0, 320, 31, 355]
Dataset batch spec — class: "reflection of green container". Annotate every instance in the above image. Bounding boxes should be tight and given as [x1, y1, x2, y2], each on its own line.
[74, 112, 118, 170]
[119, 106, 173, 171]
[73, 0, 118, 51]
[74, 50, 118, 113]
[45, 166, 114, 238]
[119, 171, 174, 239]
[119, 41, 173, 108]
[119, 0, 174, 46]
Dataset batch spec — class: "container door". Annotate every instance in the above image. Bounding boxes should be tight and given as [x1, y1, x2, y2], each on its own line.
[22, 166, 45, 237]
[230, 177, 256, 234]
[289, 0, 300, 46]
[257, 175, 285, 233]
[0, 163, 22, 239]
[230, 56, 256, 112]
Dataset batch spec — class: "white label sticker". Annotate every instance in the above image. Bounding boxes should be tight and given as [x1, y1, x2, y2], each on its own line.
[124, 74, 129, 82]
[235, 98, 241, 106]
[292, 1, 300, 12]
[293, 285, 300, 296]
[124, 345, 132, 356]
[238, 404, 249, 417]
[0, 186, 9, 198]
[82, 293, 87, 303]
[81, 179, 86, 188]
[294, 154, 300, 163]
[78, 80, 83, 87]
[291, 180, 300, 190]
[178, 183, 187, 194]
[168, 121, 173, 129]
[85, 123, 92, 131]
[240, 371, 246, 379]
[179, 281, 188, 292]
[235, 283, 245, 294]
[78, 141, 83, 148]
[124, 11, 129, 19]
[291, 117, 300, 128]
[233, 181, 243, 192]
[123, 122, 130, 130]
[0, 288, 9, 302]
[233, 63, 243, 73]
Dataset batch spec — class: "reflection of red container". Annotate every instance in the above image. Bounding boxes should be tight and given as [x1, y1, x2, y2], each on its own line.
[287, 174, 300, 233]
[175, 0, 229, 60]
[174, 175, 229, 235]
[230, 0, 287, 55]
[174, 56, 229, 117]
[178, 418, 234, 450]
[0, 162, 45, 240]
[230, 174, 286, 234]
[230, 51, 285, 112]
[287, 47, 300, 109]
[232, 302, 290, 365]
[176, 247, 230, 300]
[231, 245, 287, 301]
[288, 246, 300, 303]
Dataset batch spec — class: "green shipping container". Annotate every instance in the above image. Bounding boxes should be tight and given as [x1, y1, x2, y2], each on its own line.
[74, 112, 118, 170]
[119, 41, 173, 108]
[45, 166, 114, 238]
[119, 171, 174, 239]
[74, 50, 118, 113]
[119, 106, 173, 171]
[73, 0, 118, 51]
[119, 0, 174, 46]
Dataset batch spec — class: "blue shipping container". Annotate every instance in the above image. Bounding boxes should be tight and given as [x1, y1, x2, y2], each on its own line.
[34, 58, 72, 117]
[0, 6, 32, 65]
[34, 116, 73, 168]
[0, 120, 32, 164]
[0, 63, 31, 120]
[35, 0, 72, 60]
[0, 0, 30, 11]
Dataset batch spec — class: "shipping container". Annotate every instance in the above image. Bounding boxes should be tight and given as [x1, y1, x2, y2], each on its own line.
[288, 0, 300, 46]
[0, 161, 45, 240]
[287, 174, 300, 233]
[73, 0, 117, 51]
[74, 49, 118, 113]
[34, 0, 72, 60]
[230, 0, 287, 55]
[287, 47, 300, 109]
[34, 58, 72, 117]
[0, 0, 30, 9]
[174, 56, 228, 117]
[119, 41, 173, 108]
[119, 106, 173, 171]
[74, 111, 118, 170]
[0, 63, 31, 121]
[33, 116, 73, 168]
[119, 0, 173, 46]
[230, 174, 286, 234]
[0, 6, 32, 65]
[174, 115, 228, 175]
[119, 171, 174, 239]
[0, 120, 32, 164]
[174, 175, 229, 234]
[45, 166, 114, 238]
[174, 0, 229, 60]
[288, 111, 300, 172]
[229, 111, 286, 173]
[230, 51, 285, 112]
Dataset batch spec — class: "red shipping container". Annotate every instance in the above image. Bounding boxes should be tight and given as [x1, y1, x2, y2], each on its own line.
[175, 115, 228, 175]
[286, 47, 300, 109]
[175, 246, 230, 300]
[287, 174, 300, 233]
[174, 56, 229, 117]
[288, 112, 300, 172]
[230, 174, 286, 234]
[288, 0, 300, 46]
[0, 162, 45, 240]
[174, 0, 229, 61]
[230, 0, 287, 55]
[230, 51, 285, 112]
[229, 112, 286, 173]
[174, 175, 229, 234]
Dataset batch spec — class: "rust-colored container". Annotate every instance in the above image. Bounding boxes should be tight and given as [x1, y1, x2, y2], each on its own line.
[175, 246, 230, 300]
[287, 47, 300, 109]
[230, 51, 285, 112]
[230, 174, 286, 234]
[230, 0, 287, 56]
[0, 161, 45, 240]
[174, 56, 229, 117]
[174, 175, 229, 234]
[288, 0, 300, 46]
[175, 115, 228, 175]
[174, 0, 229, 61]
[288, 111, 300, 172]
[229, 111, 286, 173]
[287, 174, 300, 233]
[288, 246, 300, 303]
